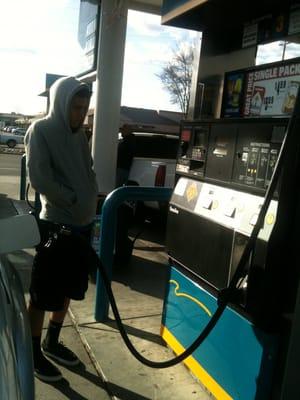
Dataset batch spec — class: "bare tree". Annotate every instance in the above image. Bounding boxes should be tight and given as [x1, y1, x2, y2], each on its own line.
[157, 44, 195, 117]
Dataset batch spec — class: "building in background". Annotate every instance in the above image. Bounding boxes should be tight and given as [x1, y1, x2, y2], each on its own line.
[87, 106, 182, 134]
[0, 112, 35, 129]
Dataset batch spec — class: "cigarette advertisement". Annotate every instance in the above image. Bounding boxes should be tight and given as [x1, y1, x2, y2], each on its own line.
[222, 72, 245, 117]
[243, 60, 300, 117]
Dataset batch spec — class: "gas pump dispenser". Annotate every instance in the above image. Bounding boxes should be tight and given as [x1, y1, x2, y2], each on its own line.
[161, 117, 291, 399]
[154, 2, 300, 398]
[87, 89, 300, 398]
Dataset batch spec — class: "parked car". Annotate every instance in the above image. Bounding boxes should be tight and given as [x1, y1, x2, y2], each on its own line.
[0, 132, 24, 148]
[12, 128, 26, 136]
[6, 126, 18, 133]
[0, 214, 40, 400]
[127, 132, 179, 189]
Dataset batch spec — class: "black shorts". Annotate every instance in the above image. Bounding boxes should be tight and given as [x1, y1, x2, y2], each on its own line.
[30, 221, 95, 311]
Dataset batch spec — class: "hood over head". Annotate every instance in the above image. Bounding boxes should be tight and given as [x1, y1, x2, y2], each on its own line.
[48, 76, 91, 131]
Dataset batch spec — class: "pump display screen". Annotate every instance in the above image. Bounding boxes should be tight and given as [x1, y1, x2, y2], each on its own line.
[194, 130, 206, 147]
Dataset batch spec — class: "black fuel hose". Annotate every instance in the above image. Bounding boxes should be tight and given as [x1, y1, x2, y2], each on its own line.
[94, 106, 299, 368]
[25, 183, 35, 210]
[96, 252, 225, 368]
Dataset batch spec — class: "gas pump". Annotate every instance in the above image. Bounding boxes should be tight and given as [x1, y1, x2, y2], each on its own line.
[157, 2, 300, 397]
[161, 117, 294, 399]
[47, 85, 300, 398]
[87, 2, 300, 398]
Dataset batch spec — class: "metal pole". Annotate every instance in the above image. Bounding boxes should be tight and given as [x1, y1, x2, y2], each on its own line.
[95, 186, 172, 321]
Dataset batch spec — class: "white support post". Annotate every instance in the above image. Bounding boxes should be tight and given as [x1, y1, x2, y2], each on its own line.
[92, 0, 128, 193]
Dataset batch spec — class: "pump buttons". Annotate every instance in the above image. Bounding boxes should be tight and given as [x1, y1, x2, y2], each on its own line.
[212, 200, 219, 210]
[202, 198, 213, 209]
[224, 205, 236, 218]
[266, 213, 275, 225]
[250, 214, 258, 226]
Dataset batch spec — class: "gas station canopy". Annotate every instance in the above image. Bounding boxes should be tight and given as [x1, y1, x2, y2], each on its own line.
[161, 0, 300, 53]
[162, 0, 298, 30]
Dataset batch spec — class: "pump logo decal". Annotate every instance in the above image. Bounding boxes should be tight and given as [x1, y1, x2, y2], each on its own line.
[169, 280, 212, 317]
[186, 183, 198, 202]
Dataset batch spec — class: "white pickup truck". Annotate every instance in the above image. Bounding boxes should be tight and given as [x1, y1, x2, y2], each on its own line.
[0, 131, 24, 148]
[127, 132, 178, 188]
[125, 132, 179, 215]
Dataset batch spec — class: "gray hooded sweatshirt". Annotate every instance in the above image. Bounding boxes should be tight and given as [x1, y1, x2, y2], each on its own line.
[25, 76, 98, 226]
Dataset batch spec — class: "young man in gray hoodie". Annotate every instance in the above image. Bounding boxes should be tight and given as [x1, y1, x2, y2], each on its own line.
[25, 76, 99, 382]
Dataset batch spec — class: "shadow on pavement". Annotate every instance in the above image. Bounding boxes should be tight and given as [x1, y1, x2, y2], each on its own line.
[79, 318, 165, 346]
[50, 361, 153, 400]
[46, 377, 90, 400]
[113, 255, 169, 300]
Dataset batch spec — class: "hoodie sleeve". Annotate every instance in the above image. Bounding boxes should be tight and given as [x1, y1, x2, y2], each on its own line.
[25, 126, 76, 208]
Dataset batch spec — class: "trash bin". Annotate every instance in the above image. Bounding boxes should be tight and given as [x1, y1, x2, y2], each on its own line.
[90, 193, 107, 281]
[91, 192, 135, 269]
[91, 193, 107, 255]
[114, 202, 134, 266]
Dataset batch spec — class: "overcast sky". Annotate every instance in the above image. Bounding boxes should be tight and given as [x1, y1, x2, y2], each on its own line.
[0, 0, 199, 115]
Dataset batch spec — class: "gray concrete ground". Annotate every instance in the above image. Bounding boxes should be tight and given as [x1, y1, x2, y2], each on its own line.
[1, 152, 213, 400]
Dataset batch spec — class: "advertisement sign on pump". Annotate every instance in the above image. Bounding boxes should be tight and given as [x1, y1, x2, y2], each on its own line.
[222, 72, 245, 117]
[222, 58, 300, 118]
[243, 61, 300, 117]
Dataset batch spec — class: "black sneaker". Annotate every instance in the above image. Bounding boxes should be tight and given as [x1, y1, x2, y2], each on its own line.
[34, 354, 62, 382]
[42, 340, 80, 366]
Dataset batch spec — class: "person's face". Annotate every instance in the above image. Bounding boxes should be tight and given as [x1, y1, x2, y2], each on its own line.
[69, 95, 90, 131]
[120, 126, 131, 138]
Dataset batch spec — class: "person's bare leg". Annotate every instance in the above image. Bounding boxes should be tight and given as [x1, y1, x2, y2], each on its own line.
[27, 297, 70, 340]
[27, 301, 45, 336]
[43, 297, 70, 347]
[28, 301, 62, 381]
[50, 297, 70, 324]
[42, 297, 80, 366]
